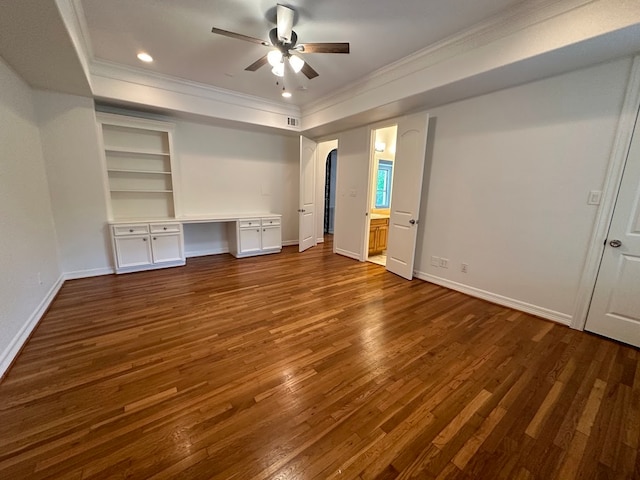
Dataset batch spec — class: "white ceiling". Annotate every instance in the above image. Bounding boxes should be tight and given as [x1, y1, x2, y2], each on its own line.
[79, 0, 527, 106]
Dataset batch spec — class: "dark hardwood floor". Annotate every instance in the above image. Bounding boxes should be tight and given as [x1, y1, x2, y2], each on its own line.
[0, 239, 638, 479]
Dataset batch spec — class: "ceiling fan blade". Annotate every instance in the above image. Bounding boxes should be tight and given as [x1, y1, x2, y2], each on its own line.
[245, 54, 269, 72]
[299, 43, 350, 54]
[276, 4, 294, 43]
[301, 62, 319, 80]
[211, 27, 268, 46]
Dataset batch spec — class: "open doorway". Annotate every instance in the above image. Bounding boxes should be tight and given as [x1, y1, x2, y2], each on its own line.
[323, 149, 337, 236]
[366, 125, 398, 266]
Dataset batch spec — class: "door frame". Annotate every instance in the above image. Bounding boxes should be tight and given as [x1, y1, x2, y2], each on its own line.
[362, 120, 400, 262]
[572, 55, 640, 330]
[316, 140, 339, 246]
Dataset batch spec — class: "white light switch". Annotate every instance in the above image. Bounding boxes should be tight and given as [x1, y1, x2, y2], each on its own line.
[587, 190, 602, 205]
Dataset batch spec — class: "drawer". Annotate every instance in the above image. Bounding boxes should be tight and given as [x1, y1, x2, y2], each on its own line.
[238, 218, 261, 228]
[150, 223, 181, 234]
[370, 217, 389, 227]
[261, 217, 281, 226]
[113, 224, 149, 236]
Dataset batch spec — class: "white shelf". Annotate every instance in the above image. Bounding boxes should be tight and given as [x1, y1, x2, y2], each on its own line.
[110, 189, 173, 193]
[98, 113, 177, 222]
[107, 169, 172, 175]
[105, 146, 170, 156]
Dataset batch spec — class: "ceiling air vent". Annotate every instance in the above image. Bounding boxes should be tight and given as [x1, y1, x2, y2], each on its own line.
[287, 117, 299, 127]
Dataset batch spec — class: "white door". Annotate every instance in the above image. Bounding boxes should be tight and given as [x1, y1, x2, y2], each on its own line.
[299, 135, 317, 252]
[586, 111, 640, 347]
[386, 112, 430, 280]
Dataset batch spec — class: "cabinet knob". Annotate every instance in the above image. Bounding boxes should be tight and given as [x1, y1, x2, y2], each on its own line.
[129, 229, 134, 232]
[257, 229, 260, 232]
[153, 237, 157, 240]
[263, 229, 266, 232]
[163, 227, 167, 231]
[143, 238, 147, 242]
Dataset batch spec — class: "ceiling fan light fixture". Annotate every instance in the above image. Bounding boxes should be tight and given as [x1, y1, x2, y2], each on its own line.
[289, 55, 305, 73]
[267, 50, 283, 67]
[282, 90, 292, 98]
[272, 62, 285, 77]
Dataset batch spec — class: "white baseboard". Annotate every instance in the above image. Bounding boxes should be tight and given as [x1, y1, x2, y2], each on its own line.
[335, 248, 361, 261]
[282, 240, 299, 247]
[64, 267, 114, 280]
[185, 247, 230, 258]
[0, 274, 65, 379]
[414, 271, 572, 326]
[317, 237, 325, 243]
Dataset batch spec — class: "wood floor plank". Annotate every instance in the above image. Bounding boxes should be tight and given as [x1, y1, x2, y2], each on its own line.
[0, 238, 638, 479]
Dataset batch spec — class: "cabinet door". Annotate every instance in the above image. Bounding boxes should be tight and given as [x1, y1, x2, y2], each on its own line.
[368, 225, 377, 254]
[261, 226, 282, 251]
[114, 236, 152, 268]
[151, 233, 183, 263]
[239, 227, 262, 254]
[377, 224, 389, 252]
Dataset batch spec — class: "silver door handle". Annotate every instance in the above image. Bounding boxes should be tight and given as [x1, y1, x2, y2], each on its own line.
[609, 239, 622, 248]
[298, 209, 306, 213]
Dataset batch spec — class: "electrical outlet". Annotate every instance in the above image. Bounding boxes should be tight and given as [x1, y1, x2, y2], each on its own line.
[431, 256, 440, 267]
[461, 263, 468, 273]
[439, 258, 449, 268]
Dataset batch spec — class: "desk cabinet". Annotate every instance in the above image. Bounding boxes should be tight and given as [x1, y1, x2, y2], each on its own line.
[112, 222, 185, 273]
[228, 216, 282, 258]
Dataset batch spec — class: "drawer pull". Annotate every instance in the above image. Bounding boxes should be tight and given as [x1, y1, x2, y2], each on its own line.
[153, 237, 157, 240]
[129, 229, 134, 233]
[143, 238, 147, 242]
[163, 227, 167, 231]
[257, 229, 260, 232]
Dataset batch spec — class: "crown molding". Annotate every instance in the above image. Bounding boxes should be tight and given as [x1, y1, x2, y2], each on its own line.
[301, 0, 594, 117]
[54, 0, 93, 88]
[301, 0, 640, 133]
[91, 60, 300, 116]
[90, 59, 302, 131]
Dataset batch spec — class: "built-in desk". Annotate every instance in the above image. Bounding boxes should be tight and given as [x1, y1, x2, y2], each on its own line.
[109, 213, 282, 273]
[181, 213, 282, 259]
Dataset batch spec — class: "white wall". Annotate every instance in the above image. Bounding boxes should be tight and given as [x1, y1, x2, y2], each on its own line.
[36, 91, 112, 278]
[0, 58, 62, 376]
[334, 127, 370, 260]
[414, 57, 633, 324]
[174, 119, 299, 255]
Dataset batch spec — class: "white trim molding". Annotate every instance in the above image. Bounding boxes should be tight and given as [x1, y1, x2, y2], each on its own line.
[571, 54, 640, 330]
[64, 267, 114, 280]
[415, 271, 572, 326]
[335, 248, 361, 261]
[0, 275, 65, 379]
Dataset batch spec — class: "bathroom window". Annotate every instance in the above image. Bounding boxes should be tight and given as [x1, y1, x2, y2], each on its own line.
[375, 160, 393, 208]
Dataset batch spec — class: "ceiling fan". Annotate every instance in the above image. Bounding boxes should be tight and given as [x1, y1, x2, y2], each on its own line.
[211, 4, 350, 81]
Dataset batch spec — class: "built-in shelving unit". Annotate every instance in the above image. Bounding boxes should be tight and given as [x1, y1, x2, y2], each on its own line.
[97, 113, 178, 221]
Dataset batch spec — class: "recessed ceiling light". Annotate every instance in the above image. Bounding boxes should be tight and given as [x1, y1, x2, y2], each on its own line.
[282, 91, 292, 98]
[137, 52, 153, 63]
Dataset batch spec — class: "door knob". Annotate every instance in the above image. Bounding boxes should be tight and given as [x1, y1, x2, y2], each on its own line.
[609, 239, 622, 248]
[409, 219, 416, 225]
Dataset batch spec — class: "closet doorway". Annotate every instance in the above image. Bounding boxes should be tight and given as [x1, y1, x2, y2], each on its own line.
[323, 149, 337, 236]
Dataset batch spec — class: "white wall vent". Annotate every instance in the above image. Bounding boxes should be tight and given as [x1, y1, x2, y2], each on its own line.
[287, 117, 299, 127]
